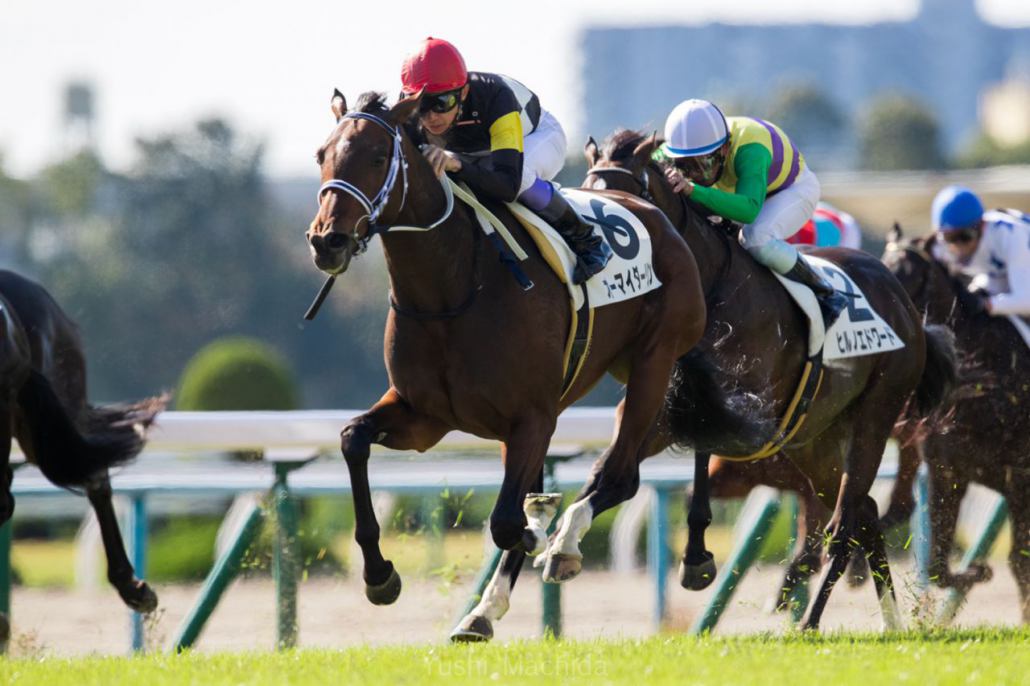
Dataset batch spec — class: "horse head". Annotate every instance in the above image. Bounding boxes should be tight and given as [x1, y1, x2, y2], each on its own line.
[582, 129, 660, 201]
[882, 222, 975, 324]
[306, 90, 423, 275]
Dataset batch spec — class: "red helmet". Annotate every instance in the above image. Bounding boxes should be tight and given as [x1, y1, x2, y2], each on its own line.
[401, 37, 468, 94]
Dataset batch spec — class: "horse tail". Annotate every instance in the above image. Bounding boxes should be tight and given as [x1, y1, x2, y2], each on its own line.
[663, 349, 773, 453]
[914, 323, 959, 416]
[17, 370, 166, 488]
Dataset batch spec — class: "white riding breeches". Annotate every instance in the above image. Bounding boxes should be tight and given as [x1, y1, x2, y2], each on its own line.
[519, 110, 567, 195]
[739, 166, 821, 273]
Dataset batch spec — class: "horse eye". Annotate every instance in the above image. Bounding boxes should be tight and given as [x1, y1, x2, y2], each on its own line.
[372, 155, 387, 167]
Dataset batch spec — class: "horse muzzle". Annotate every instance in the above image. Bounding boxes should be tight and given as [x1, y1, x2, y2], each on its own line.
[308, 231, 356, 275]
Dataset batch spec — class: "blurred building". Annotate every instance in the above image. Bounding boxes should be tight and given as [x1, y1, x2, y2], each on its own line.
[579, 0, 1030, 168]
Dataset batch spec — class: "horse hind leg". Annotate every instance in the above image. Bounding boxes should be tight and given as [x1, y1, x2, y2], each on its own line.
[854, 494, 903, 631]
[86, 474, 158, 613]
[680, 452, 717, 590]
[1007, 499, 1030, 624]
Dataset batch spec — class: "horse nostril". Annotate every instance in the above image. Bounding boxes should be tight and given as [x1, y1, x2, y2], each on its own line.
[326, 233, 349, 251]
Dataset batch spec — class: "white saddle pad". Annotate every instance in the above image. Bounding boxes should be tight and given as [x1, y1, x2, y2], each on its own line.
[507, 188, 662, 310]
[773, 255, 906, 361]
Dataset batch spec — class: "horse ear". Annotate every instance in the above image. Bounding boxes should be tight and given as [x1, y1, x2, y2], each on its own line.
[584, 136, 599, 166]
[390, 88, 424, 125]
[887, 222, 903, 245]
[331, 89, 347, 123]
[632, 131, 659, 165]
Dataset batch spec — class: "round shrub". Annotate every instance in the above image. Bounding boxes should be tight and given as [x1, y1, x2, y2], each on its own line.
[177, 337, 299, 411]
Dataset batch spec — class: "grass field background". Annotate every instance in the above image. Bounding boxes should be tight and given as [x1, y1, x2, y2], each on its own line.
[2, 628, 1027, 685]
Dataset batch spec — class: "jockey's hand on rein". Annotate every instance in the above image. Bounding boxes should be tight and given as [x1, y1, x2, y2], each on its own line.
[663, 166, 692, 196]
[421, 144, 460, 178]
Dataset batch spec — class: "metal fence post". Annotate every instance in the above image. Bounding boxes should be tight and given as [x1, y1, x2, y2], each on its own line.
[273, 462, 300, 649]
[912, 465, 931, 589]
[172, 499, 265, 652]
[540, 452, 563, 638]
[128, 493, 148, 653]
[647, 486, 670, 630]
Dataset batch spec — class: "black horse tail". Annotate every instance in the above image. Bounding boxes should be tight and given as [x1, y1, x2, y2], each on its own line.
[914, 324, 959, 416]
[17, 370, 166, 488]
[663, 349, 773, 453]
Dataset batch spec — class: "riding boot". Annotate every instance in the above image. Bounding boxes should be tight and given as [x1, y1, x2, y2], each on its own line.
[783, 256, 849, 329]
[537, 190, 613, 284]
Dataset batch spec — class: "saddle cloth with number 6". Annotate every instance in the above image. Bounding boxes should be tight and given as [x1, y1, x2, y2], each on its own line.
[507, 188, 662, 311]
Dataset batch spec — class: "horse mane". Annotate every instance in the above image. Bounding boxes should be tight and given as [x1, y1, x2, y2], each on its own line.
[600, 128, 653, 162]
[355, 91, 390, 115]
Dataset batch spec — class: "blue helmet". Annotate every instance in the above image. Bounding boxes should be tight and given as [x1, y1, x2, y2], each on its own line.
[931, 186, 984, 231]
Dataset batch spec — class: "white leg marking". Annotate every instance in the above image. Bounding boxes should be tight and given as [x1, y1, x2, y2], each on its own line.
[523, 493, 562, 556]
[551, 499, 594, 559]
[879, 588, 904, 632]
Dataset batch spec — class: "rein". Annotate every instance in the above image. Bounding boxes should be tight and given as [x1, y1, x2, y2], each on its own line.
[586, 165, 654, 204]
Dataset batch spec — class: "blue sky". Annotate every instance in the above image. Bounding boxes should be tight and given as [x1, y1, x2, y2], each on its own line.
[2, 0, 1027, 178]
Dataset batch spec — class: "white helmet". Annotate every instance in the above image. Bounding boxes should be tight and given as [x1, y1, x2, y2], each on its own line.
[663, 99, 729, 158]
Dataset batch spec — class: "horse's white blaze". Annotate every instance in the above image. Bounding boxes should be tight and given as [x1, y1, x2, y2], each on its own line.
[879, 588, 903, 631]
[552, 499, 594, 558]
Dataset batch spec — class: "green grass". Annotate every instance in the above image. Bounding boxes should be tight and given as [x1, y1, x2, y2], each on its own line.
[2, 628, 1028, 685]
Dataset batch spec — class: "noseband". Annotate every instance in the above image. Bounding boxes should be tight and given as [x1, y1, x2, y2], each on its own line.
[586, 165, 654, 204]
[317, 112, 408, 254]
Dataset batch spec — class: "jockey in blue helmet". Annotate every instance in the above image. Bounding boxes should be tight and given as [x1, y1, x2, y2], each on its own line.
[931, 185, 1030, 316]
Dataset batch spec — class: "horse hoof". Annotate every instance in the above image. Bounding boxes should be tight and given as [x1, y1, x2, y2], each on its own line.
[679, 557, 717, 591]
[123, 580, 159, 614]
[449, 614, 493, 643]
[542, 553, 582, 584]
[365, 564, 402, 606]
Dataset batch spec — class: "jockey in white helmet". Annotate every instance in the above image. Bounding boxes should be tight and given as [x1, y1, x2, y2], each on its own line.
[656, 99, 847, 326]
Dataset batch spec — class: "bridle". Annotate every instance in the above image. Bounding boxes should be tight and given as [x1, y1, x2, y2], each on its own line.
[585, 165, 655, 204]
[316, 111, 452, 255]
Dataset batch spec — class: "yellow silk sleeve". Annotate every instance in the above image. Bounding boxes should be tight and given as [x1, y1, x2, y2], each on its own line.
[488, 111, 524, 153]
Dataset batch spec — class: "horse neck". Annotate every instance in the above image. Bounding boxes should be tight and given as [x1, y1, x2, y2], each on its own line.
[380, 145, 477, 313]
[645, 164, 730, 294]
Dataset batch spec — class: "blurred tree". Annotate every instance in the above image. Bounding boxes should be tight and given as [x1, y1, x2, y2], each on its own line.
[177, 336, 299, 411]
[954, 132, 1030, 168]
[0, 153, 34, 265]
[858, 94, 946, 171]
[765, 83, 849, 169]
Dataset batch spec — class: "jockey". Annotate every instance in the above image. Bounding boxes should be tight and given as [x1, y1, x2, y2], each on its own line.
[930, 185, 1030, 316]
[656, 99, 848, 326]
[400, 37, 612, 284]
[787, 202, 863, 250]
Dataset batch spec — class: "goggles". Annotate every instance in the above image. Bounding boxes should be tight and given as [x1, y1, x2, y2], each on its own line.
[940, 227, 979, 245]
[673, 151, 722, 180]
[419, 89, 462, 114]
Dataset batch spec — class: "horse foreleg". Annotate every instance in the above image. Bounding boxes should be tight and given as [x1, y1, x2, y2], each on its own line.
[854, 494, 903, 630]
[926, 464, 984, 591]
[680, 452, 716, 590]
[451, 471, 545, 643]
[86, 475, 158, 613]
[544, 351, 674, 584]
[490, 417, 555, 552]
[341, 388, 450, 606]
[771, 490, 826, 612]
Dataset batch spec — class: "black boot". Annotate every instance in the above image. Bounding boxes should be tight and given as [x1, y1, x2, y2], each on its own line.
[537, 190, 613, 284]
[783, 257, 849, 329]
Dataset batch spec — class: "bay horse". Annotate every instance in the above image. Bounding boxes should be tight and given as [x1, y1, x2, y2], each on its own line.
[0, 270, 165, 642]
[304, 92, 706, 634]
[580, 129, 958, 630]
[883, 225, 1030, 621]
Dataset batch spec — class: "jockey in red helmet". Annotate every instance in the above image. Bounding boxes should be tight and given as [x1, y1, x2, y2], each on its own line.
[400, 37, 611, 284]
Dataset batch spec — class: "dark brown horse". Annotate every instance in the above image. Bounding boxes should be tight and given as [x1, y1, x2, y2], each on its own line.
[0, 270, 165, 642]
[305, 93, 706, 637]
[581, 129, 958, 630]
[883, 225, 1030, 620]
